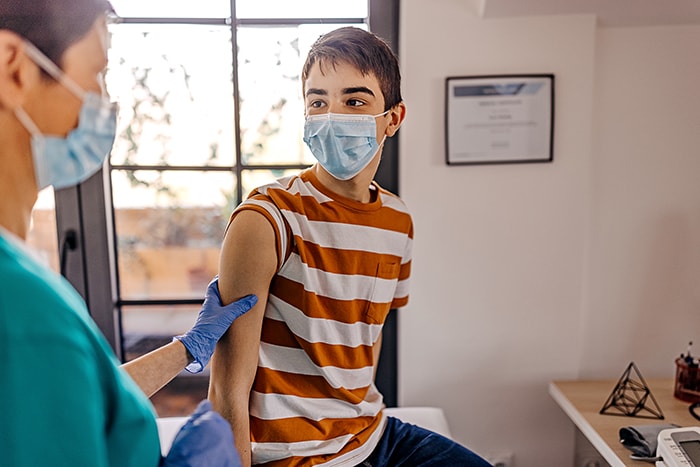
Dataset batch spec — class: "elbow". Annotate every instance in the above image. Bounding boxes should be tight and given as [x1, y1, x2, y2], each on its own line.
[208, 356, 256, 418]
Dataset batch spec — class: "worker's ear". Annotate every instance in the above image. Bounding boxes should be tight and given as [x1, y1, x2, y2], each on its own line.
[384, 101, 406, 138]
[0, 31, 36, 111]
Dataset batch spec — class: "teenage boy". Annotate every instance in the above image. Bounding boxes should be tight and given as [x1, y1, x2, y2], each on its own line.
[209, 27, 492, 467]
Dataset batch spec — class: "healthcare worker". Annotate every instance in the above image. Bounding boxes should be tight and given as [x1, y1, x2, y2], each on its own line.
[0, 0, 256, 465]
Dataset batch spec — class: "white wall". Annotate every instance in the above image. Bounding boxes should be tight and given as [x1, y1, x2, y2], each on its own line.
[581, 25, 700, 378]
[398, 0, 700, 465]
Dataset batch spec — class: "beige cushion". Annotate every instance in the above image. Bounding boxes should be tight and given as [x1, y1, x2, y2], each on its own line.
[383, 406, 453, 439]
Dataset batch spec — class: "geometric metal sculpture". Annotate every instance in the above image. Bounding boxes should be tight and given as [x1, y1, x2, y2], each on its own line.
[600, 361, 664, 419]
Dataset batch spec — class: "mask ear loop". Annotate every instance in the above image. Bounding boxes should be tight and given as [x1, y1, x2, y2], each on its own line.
[22, 41, 86, 100]
[377, 108, 401, 141]
[14, 107, 42, 136]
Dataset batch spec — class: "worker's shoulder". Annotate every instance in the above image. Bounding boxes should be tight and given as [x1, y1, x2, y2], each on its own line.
[0, 236, 88, 327]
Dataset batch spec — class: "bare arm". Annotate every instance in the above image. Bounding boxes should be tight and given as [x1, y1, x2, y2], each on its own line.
[122, 341, 191, 398]
[209, 210, 278, 467]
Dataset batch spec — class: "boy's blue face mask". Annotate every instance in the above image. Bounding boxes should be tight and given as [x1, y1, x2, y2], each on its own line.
[303, 111, 388, 181]
[14, 41, 117, 191]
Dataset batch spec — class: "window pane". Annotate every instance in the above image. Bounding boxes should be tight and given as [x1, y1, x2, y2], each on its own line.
[112, 170, 236, 300]
[238, 24, 365, 166]
[236, 0, 368, 19]
[241, 168, 303, 200]
[107, 24, 235, 167]
[26, 188, 59, 273]
[110, 0, 230, 18]
[122, 304, 200, 360]
[122, 303, 210, 417]
[151, 375, 208, 417]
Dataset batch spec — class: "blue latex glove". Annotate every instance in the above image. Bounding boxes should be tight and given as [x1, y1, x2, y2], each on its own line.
[161, 400, 241, 467]
[175, 276, 257, 373]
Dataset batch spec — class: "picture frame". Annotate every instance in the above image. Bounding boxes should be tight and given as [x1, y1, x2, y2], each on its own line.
[445, 74, 554, 166]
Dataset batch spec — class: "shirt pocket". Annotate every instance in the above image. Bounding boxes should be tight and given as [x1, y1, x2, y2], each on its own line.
[364, 261, 400, 324]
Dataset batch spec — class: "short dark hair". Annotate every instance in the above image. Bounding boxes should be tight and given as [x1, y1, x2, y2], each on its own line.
[301, 27, 402, 111]
[0, 0, 113, 66]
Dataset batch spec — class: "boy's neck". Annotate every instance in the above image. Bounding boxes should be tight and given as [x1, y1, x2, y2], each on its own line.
[311, 164, 376, 203]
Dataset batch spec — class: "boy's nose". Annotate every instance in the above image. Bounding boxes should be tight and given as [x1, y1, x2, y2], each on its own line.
[326, 102, 344, 114]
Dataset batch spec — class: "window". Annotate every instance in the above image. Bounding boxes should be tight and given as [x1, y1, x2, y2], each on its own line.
[56, 0, 399, 416]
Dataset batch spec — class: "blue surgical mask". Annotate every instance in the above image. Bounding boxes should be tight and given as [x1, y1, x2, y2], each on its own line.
[14, 41, 117, 191]
[303, 111, 389, 181]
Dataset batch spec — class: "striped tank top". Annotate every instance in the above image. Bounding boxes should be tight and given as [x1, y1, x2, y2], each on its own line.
[231, 169, 413, 466]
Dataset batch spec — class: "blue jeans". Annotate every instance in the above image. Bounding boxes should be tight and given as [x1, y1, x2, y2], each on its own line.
[356, 416, 493, 467]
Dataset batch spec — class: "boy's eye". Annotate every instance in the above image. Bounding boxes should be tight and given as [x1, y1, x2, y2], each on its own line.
[308, 100, 325, 109]
[347, 98, 364, 107]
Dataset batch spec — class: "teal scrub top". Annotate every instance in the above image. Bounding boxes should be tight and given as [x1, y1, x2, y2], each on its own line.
[0, 231, 161, 466]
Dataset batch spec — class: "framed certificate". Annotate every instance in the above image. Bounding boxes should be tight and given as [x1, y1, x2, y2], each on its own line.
[445, 74, 554, 165]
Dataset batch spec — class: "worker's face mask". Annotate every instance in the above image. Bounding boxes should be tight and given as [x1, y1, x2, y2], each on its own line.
[14, 41, 117, 191]
[303, 111, 389, 181]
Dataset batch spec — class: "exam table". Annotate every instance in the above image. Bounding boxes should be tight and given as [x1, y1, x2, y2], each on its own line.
[156, 406, 453, 455]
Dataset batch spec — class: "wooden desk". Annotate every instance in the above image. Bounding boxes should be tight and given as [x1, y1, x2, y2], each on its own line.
[550, 379, 698, 467]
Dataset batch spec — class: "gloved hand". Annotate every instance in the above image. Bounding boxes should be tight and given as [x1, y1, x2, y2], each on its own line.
[161, 400, 241, 467]
[175, 276, 257, 373]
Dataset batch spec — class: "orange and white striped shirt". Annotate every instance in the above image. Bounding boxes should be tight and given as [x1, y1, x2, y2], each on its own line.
[231, 169, 413, 466]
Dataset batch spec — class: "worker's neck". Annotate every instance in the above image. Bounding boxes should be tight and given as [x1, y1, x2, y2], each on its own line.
[0, 126, 39, 241]
[0, 197, 32, 241]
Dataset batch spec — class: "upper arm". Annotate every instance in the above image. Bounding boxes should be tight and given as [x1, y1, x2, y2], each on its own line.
[209, 209, 279, 415]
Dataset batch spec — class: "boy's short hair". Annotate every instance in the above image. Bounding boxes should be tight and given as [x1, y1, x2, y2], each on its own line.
[301, 27, 402, 111]
[0, 0, 113, 66]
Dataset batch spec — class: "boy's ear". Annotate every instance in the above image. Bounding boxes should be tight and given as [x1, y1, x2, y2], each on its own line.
[0, 31, 35, 111]
[385, 102, 406, 137]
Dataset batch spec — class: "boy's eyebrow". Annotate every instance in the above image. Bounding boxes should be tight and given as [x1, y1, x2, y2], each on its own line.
[305, 88, 327, 97]
[343, 86, 375, 97]
[304, 87, 376, 98]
